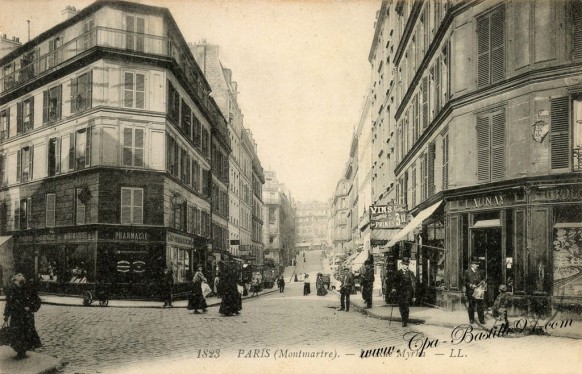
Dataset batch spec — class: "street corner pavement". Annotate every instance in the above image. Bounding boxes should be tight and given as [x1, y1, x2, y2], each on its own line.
[0, 346, 62, 374]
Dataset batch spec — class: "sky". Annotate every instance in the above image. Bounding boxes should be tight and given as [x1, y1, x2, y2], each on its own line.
[0, 0, 380, 203]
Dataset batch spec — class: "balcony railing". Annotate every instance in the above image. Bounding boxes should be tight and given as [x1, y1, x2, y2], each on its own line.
[575, 147, 582, 172]
[0, 27, 209, 110]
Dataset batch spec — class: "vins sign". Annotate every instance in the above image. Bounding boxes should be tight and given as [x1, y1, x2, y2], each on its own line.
[369, 204, 407, 229]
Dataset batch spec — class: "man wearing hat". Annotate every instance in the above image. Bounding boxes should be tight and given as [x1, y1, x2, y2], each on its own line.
[464, 258, 485, 324]
[392, 258, 416, 327]
[338, 267, 355, 312]
[360, 259, 375, 309]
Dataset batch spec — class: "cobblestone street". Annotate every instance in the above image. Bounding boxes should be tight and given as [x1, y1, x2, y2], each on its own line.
[2, 269, 580, 374]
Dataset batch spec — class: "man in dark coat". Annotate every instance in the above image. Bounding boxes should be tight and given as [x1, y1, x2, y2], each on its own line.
[392, 258, 416, 327]
[161, 267, 174, 308]
[464, 258, 485, 324]
[338, 267, 355, 312]
[361, 260, 375, 308]
[277, 275, 285, 293]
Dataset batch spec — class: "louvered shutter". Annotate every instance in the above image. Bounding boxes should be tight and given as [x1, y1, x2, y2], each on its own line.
[86, 125, 92, 167]
[29, 97, 34, 128]
[26, 198, 32, 229]
[69, 132, 75, 170]
[133, 189, 143, 224]
[422, 77, 428, 129]
[16, 149, 21, 182]
[490, 6, 505, 83]
[87, 70, 93, 109]
[477, 16, 490, 88]
[476, 116, 490, 182]
[56, 85, 62, 120]
[428, 142, 436, 196]
[43, 90, 49, 124]
[491, 110, 505, 180]
[442, 133, 449, 190]
[572, 1, 582, 60]
[56, 137, 61, 174]
[16, 101, 22, 133]
[126, 16, 135, 50]
[71, 77, 78, 113]
[123, 128, 133, 166]
[124, 73, 133, 108]
[121, 188, 131, 224]
[550, 97, 570, 170]
[135, 74, 145, 109]
[29, 145, 34, 180]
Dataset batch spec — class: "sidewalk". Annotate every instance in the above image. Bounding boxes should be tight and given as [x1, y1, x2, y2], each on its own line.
[335, 290, 582, 340]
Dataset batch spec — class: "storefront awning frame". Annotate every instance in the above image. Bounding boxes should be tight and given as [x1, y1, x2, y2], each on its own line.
[385, 200, 443, 248]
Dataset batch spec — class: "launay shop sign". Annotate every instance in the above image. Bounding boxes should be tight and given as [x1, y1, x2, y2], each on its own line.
[450, 194, 512, 211]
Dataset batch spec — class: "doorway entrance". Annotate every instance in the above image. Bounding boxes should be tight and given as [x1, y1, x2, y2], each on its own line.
[472, 227, 502, 306]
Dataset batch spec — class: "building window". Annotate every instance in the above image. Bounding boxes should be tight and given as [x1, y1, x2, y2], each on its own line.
[411, 166, 417, 207]
[121, 187, 143, 224]
[46, 193, 56, 228]
[0, 108, 8, 142]
[17, 97, 34, 133]
[71, 71, 92, 113]
[181, 99, 191, 138]
[421, 152, 428, 201]
[75, 188, 86, 225]
[573, 94, 582, 171]
[428, 142, 436, 197]
[572, 1, 582, 60]
[48, 137, 61, 176]
[201, 127, 210, 157]
[70, 127, 91, 170]
[17, 145, 33, 182]
[46, 36, 63, 70]
[477, 5, 505, 88]
[442, 132, 449, 189]
[126, 15, 145, 52]
[476, 108, 505, 182]
[15, 198, 32, 230]
[123, 72, 145, 109]
[166, 134, 177, 176]
[43, 85, 62, 124]
[122, 127, 144, 167]
[82, 18, 95, 51]
[421, 77, 428, 129]
[167, 81, 180, 124]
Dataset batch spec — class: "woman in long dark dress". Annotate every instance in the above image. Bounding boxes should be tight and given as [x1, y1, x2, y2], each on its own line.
[219, 263, 242, 316]
[188, 266, 208, 314]
[2, 274, 42, 359]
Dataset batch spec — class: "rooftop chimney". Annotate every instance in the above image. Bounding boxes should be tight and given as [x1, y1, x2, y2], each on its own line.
[61, 5, 78, 20]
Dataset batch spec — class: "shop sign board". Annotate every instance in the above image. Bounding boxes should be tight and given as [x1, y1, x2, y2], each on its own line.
[369, 204, 407, 229]
[17, 230, 97, 244]
[449, 193, 513, 212]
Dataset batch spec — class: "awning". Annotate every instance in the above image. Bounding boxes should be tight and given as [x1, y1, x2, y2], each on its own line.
[370, 228, 399, 240]
[386, 200, 443, 248]
[0, 236, 12, 247]
[350, 249, 370, 271]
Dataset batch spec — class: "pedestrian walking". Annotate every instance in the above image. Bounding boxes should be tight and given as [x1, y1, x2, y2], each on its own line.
[316, 273, 327, 296]
[161, 267, 174, 308]
[188, 266, 208, 314]
[1, 274, 42, 359]
[464, 258, 486, 324]
[361, 259, 375, 308]
[392, 258, 416, 327]
[338, 267, 354, 312]
[277, 275, 285, 293]
[303, 273, 311, 296]
[213, 274, 221, 297]
[219, 262, 242, 316]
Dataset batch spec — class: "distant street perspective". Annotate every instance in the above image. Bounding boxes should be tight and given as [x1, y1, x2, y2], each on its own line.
[1, 0, 582, 373]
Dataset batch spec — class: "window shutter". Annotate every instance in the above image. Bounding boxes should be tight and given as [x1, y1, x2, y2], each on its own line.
[124, 73, 133, 108]
[428, 141, 436, 196]
[87, 70, 93, 109]
[46, 194, 56, 227]
[490, 6, 505, 83]
[442, 133, 449, 190]
[421, 77, 428, 129]
[121, 188, 131, 224]
[86, 125, 92, 167]
[491, 110, 505, 180]
[133, 188, 143, 224]
[123, 128, 133, 166]
[16, 149, 21, 182]
[135, 74, 145, 109]
[26, 198, 32, 229]
[29, 145, 34, 180]
[476, 115, 490, 182]
[56, 85, 62, 120]
[69, 132, 75, 170]
[14, 207, 20, 230]
[43, 90, 49, 124]
[56, 137, 61, 174]
[29, 97, 34, 128]
[573, 1, 582, 59]
[550, 97, 570, 169]
[477, 16, 490, 87]
[16, 101, 23, 133]
[71, 77, 78, 112]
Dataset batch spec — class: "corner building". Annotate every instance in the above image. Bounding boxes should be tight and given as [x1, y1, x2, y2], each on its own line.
[371, 0, 582, 318]
[0, 0, 231, 298]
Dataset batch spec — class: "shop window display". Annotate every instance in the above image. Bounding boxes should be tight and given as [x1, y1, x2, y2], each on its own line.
[553, 206, 582, 297]
[37, 245, 94, 284]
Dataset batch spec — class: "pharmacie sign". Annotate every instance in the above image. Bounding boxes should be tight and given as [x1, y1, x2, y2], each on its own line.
[369, 204, 407, 229]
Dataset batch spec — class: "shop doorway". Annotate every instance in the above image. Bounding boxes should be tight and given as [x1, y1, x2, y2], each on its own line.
[472, 228, 502, 306]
